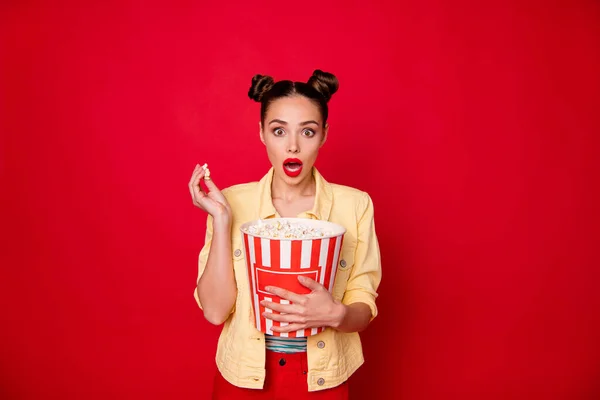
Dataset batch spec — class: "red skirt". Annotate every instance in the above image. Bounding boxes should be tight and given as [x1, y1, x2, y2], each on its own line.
[212, 350, 349, 399]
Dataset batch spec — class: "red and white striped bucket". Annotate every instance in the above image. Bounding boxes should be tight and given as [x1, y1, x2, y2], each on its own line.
[240, 218, 346, 337]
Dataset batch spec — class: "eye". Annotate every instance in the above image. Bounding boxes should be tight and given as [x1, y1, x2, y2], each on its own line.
[302, 129, 316, 137]
[273, 128, 285, 136]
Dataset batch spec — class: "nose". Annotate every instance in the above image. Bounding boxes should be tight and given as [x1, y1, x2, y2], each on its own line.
[287, 135, 299, 154]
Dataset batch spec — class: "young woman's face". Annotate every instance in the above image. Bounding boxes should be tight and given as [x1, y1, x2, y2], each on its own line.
[260, 95, 328, 184]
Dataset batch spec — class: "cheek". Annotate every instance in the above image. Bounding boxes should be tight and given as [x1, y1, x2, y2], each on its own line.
[305, 141, 322, 158]
[264, 138, 279, 152]
[264, 139, 283, 161]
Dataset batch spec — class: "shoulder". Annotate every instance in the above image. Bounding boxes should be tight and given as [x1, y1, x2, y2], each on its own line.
[329, 183, 374, 214]
[330, 183, 372, 202]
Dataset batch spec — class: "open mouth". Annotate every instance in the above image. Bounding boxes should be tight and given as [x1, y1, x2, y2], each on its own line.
[283, 158, 303, 177]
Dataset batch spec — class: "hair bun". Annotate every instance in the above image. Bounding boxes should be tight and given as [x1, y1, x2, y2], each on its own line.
[307, 70, 339, 102]
[248, 74, 275, 102]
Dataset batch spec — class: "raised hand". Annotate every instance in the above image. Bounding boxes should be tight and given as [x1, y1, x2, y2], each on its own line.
[188, 164, 232, 222]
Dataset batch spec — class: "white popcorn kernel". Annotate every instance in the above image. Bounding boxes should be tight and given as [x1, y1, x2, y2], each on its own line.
[243, 220, 333, 239]
[203, 164, 211, 180]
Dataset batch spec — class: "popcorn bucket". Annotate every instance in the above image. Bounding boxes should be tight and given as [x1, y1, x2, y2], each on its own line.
[240, 218, 346, 337]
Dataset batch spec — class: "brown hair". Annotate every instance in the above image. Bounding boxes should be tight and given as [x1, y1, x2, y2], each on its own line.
[248, 69, 339, 125]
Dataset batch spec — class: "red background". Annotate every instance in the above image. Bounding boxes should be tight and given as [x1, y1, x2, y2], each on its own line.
[2, 1, 600, 399]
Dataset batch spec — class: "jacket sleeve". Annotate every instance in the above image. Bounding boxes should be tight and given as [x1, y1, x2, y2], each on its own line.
[193, 214, 213, 310]
[341, 192, 382, 320]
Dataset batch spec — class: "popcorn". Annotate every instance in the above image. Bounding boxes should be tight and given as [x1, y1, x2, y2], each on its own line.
[202, 163, 211, 180]
[242, 219, 333, 239]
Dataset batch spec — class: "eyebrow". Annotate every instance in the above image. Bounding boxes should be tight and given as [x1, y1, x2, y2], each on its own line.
[268, 119, 320, 126]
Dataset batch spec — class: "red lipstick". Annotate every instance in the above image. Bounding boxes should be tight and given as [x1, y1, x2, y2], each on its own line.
[283, 158, 303, 177]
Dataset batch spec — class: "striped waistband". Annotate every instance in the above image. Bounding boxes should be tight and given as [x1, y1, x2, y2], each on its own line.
[265, 335, 307, 354]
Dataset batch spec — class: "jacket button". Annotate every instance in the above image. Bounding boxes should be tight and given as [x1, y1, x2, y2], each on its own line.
[279, 358, 286, 366]
[317, 341, 325, 349]
[234, 249, 242, 257]
[317, 378, 325, 386]
[340, 259, 347, 268]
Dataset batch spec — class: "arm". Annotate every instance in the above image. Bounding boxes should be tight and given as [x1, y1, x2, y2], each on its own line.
[188, 164, 237, 325]
[196, 214, 237, 325]
[261, 277, 375, 334]
[330, 302, 372, 333]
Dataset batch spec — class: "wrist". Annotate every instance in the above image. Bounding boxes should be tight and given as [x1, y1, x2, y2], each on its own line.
[331, 301, 347, 329]
[212, 213, 232, 230]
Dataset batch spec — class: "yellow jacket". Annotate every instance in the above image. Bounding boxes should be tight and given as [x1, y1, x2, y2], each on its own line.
[194, 167, 382, 392]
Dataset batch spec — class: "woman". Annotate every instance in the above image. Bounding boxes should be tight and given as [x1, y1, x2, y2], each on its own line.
[188, 70, 382, 399]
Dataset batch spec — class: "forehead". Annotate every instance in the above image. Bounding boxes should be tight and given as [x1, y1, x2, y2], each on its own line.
[265, 96, 322, 123]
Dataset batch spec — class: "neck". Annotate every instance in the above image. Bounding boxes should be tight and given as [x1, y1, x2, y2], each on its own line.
[271, 168, 316, 202]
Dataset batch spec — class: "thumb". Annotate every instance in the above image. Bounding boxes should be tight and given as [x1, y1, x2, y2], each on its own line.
[201, 167, 222, 194]
[298, 275, 323, 291]
[203, 176, 221, 193]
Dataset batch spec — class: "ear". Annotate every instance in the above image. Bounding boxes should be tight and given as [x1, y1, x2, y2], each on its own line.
[320, 123, 329, 148]
[259, 121, 266, 145]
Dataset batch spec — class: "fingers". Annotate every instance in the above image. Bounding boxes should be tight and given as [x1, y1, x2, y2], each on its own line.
[260, 300, 300, 314]
[297, 276, 325, 292]
[189, 163, 222, 196]
[203, 174, 221, 194]
[189, 163, 232, 220]
[265, 286, 305, 304]
[200, 164, 225, 196]
[188, 164, 207, 206]
[261, 310, 301, 323]
[189, 164, 205, 184]
[188, 164, 206, 191]
[270, 323, 304, 333]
